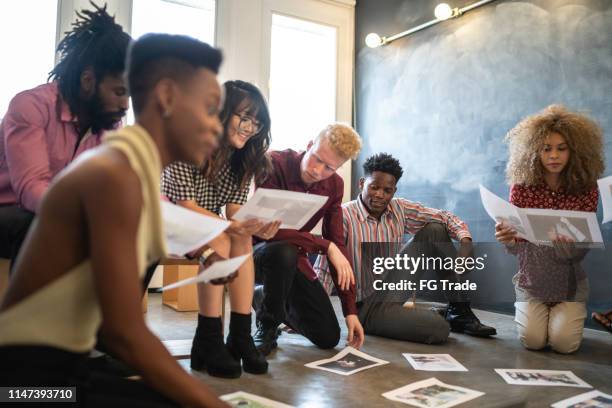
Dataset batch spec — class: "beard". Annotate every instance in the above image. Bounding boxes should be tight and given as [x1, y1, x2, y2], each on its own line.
[87, 91, 126, 133]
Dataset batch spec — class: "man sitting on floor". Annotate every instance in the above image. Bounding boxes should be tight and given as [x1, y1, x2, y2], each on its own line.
[316, 153, 496, 343]
[0, 4, 131, 267]
[252, 123, 365, 355]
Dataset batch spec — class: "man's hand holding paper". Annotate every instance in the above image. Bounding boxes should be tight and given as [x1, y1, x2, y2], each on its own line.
[233, 188, 328, 230]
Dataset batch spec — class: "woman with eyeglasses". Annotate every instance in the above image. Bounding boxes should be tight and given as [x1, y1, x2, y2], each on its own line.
[162, 80, 279, 378]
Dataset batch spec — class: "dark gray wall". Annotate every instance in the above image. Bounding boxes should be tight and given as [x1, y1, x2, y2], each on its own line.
[354, 0, 612, 323]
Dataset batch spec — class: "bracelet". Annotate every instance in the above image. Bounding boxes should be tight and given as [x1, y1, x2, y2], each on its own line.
[199, 248, 216, 265]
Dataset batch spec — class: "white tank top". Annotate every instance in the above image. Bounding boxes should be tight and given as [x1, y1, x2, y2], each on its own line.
[0, 125, 167, 352]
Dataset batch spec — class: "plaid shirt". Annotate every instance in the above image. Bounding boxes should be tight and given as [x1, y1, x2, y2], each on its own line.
[161, 161, 249, 214]
[315, 196, 472, 301]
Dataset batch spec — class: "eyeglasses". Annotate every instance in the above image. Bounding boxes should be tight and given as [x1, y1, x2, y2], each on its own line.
[235, 113, 263, 134]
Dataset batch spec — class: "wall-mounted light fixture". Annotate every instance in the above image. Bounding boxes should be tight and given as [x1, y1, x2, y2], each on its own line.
[365, 0, 497, 48]
[434, 3, 457, 20]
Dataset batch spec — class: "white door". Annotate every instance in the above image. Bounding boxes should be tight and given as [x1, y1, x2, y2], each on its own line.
[261, 0, 355, 202]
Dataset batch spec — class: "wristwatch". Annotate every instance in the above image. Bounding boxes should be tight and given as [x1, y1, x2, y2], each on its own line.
[199, 247, 216, 265]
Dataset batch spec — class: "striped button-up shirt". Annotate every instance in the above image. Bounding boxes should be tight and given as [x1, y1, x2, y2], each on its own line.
[314, 196, 471, 301]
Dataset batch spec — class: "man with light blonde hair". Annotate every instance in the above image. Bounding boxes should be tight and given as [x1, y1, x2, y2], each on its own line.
[252, 123, 364, 355]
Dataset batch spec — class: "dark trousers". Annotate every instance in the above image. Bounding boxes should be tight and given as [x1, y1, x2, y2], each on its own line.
[254, 241, 340, 349]
[0, 205, 34, 270]
[358, 223, 470, 344]
[0, 346, 178, 408]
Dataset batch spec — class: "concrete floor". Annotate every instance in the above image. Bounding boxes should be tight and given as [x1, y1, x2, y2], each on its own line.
[146, 293, 612, 408]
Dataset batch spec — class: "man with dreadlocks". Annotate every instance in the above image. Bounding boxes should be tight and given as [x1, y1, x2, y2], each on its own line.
[0, 3, 131, 267]
[0, 32, 230, 407]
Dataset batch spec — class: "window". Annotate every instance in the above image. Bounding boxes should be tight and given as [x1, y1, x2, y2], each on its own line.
[127, 0, 216, 124]
[0, 1, 58, 118]
[127, 0, 215, 124]
[268, 14, 337, 150]
[131, 0, 215, 42]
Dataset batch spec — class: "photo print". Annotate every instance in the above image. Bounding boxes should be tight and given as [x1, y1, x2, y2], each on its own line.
[495, 369, 591, 388]
[220, 391, 294, 408]
[382, 378, 484, 408]
[403, 354, 468, 372]
[525, 214, 591, 243]
[305, 346, 389, 376]
[552, 390, 612, 408]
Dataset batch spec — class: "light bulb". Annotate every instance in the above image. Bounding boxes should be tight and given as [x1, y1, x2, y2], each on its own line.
[434, 3, 453, 20]
[365, 32, 383, 48]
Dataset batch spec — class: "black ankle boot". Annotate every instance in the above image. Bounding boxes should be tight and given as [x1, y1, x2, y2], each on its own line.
[446, 302, 497, 337]
[190, 314, 242, 378]
[227, 312, 268, 375]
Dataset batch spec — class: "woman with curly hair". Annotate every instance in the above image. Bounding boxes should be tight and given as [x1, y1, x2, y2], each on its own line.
[495, 105, 605, 354]
[162, 80, 280, 378]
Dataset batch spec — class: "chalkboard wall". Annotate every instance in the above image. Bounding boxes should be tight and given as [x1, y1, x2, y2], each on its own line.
[354, 0, 612, 326]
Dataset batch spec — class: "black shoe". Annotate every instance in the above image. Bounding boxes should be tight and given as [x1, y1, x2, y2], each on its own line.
[253, 321, 281, 356]
[190, 315, 242, 378]
[446, 303, 497, 337]
[227, 312, 268, 375]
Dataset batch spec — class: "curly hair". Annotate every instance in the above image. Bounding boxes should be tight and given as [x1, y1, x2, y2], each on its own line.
[505, 105, 605, 195]
[204, 80, 271, 188]
[316, 123, 362, 160]
[363, 153, 403, 182]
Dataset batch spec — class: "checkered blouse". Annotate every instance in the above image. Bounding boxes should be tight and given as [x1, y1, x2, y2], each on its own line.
[161, 161, 249, 215]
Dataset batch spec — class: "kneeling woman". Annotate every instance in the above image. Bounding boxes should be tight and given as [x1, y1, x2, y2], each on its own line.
[495, 105, 604, 354]
[162, 80, 278, 378]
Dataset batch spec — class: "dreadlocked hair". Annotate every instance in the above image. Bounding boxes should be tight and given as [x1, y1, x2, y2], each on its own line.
[48, 2, 131, 115]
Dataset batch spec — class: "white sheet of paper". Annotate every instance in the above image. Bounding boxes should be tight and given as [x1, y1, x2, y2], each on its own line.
[480, 185, 603, 247]
[479, 185, 531, 240]
[304, 346, 389, 376]
[382, 377, 484, 408]
[403, 353, 468, 372]
[495, 369, 592, 388]
[221, 391, 295, 408]
[161, 201, 230, 256]
[551, 390, 612, 408]
[161, 254, 251, 291]
[233, 188, 328, 230]
[598, 175, 612, 224]
[522, 207, 603, 247]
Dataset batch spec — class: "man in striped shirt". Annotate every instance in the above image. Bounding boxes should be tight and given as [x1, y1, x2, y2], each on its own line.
[316, 153, 496, 342]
